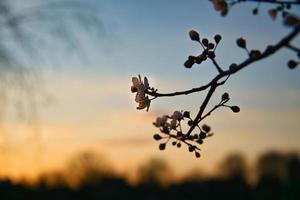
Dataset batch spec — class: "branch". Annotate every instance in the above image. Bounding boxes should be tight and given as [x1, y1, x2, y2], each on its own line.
[146, 25, 300, 98]
[147, 25, 299, 139]
[186, 84, 217, 136]
[223, 25, 300, 75]
[211, 57, 224, 73]
[200, 98, 229, 122]
[286, 43, 300, 53]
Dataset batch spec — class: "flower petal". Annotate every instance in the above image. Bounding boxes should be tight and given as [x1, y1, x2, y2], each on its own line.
[170, 119, 177, 129]
[144, 77, 149, 88]
[132, 77, 140, 87]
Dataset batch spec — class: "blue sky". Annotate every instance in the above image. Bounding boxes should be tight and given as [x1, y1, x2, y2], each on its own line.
[60, 0, 300, 87]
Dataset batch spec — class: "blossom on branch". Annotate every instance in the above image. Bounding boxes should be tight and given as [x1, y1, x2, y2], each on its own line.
[131, 75, 151, 111]
[130, 1, 299, 159]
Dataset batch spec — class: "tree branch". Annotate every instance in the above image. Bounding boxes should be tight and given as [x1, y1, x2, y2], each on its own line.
[186, 84, 217, 136]
[211, 57, 224, 73]
[286, 43, 300, 53]
[146, 25, 300, 98]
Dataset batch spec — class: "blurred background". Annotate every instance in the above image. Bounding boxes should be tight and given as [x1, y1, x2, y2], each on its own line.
[0, 0, 299, 199]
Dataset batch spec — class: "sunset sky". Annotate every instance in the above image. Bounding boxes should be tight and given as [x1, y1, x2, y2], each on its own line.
[0, 0, 299, 182]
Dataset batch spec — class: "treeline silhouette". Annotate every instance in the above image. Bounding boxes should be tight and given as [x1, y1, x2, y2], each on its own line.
[0, 151, 299, 200]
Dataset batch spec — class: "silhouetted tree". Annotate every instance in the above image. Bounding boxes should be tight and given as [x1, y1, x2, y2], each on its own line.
[255, 151, 300, 200]
[0, 151, 299, 200]
[257, 152, 287, 183]
[137, 158, 171, 186]
[65, 151, 114, 188]
[219, 153, 247, 181]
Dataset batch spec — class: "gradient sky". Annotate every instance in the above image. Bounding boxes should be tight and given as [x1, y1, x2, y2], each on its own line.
[0, 0, 300, 182]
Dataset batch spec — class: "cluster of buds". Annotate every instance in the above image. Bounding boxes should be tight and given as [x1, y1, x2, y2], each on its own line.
[151, 92, 240, 158]
[184, 30, 222, 69]
[152, 110, 213, 158]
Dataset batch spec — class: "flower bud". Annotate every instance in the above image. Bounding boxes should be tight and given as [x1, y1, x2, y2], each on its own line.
[230, 106, 240, 113]
[207, 51, 216, 59]
[284, 14, 300, 27]
[202, 38, 209, 47]
[208, 43, 215, 49]
[183, 111, 191, 118]
[195, 151, 201, 158]
[184, 58, 195, 68]
[250, 50, 261, 58]
[159, 143, 166, 150]
[268, 9, 277, 20]
[199, 131, 206, 139]
[236, 38, 246, 48]
[131, 86, 138, 93]
[214, 34, 222, 44]
[229, 63, 238, 70]
[222, 92, 229, 101]
[202, 124, 211, 133]
[189, 30, 200, 42]
[288, 60, 298, 69]
[153, 134, 162, 141]
[200, 54, 207, 61]
[252, 8, 258, 15]
[188, 145, 195, 152]
[197, 139, 203, 144]
[195, 56, 202, 64]
[177, 131, 182, 137]
[265, 45, 275, 54]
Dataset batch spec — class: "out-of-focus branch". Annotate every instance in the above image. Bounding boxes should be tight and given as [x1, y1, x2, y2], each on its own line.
[230, 0, 300, 5]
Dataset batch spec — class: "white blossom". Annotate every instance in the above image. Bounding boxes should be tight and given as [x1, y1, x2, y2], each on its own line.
[153, 115, 168, 127]
[170, 119, 177, 129]
[131, 75, 151, 111]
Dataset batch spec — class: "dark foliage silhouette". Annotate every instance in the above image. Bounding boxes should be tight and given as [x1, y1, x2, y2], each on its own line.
[137, 158, 171, 186]
[0, 151, 299, 200]
[219, 153, 247, 181]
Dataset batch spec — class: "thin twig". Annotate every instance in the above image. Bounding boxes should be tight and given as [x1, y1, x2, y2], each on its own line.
[286, 43, 300, 53]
